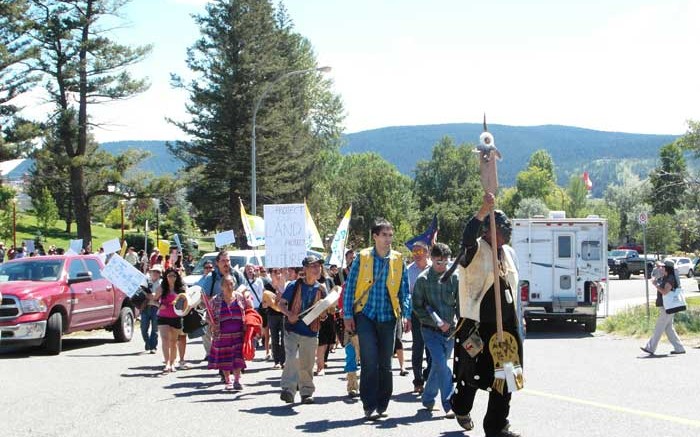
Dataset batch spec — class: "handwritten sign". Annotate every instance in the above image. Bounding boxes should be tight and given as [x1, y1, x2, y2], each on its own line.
[102, 238, 121, 255]
[101, 254, 147, 298]
[264, 204, 307, 268]
[214, 230, 235, 248]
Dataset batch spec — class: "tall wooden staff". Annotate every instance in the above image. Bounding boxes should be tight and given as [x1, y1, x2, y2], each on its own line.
[476, 116, 523, 394]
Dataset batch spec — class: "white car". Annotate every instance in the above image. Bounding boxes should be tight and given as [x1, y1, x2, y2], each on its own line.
[664, 257, 694, 278]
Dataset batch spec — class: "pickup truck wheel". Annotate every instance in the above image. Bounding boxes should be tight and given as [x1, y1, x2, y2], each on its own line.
[44, 312, 63, 355]
[113, 307, 134, 343]
[584, 317, 597, 333]
[619, 266, 630, 280]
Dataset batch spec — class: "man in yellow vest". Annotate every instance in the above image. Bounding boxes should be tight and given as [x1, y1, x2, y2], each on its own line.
[343, 218, 411, 420]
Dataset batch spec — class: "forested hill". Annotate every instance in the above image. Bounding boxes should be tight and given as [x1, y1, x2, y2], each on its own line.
[101, 140, 183, 176]
[343, 123, 679, 196]
[101, 124, 679, 198]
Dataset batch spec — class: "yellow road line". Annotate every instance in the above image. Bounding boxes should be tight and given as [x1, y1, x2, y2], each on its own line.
[523, 389, 700, 428]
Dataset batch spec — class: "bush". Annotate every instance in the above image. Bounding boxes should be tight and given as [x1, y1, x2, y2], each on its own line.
[124, 233, 154, 253]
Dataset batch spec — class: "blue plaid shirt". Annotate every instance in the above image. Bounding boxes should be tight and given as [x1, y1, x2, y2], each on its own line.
[343, 247, 411, 322]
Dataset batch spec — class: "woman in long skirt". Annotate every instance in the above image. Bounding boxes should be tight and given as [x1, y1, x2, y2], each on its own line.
[207, 274, 253, 390]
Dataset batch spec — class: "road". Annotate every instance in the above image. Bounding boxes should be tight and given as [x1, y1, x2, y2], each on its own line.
[599, 274, 699, 316]
[1, 278, 699, 437]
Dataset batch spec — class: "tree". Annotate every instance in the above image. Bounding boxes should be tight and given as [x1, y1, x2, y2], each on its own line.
[677, 119, 700, 158]
[516, 166, 555, 200]
[413, 137, 482, 250]
[0, 184, 17, 240]
[566, 175, 589, 218]
[514, 197, 549, 218]
[647, 143, 687, 215]
[327, 152, 414, 248]
[642, 214, 679, 254]
[674, 209, 700, 253]
[0, 0, 42, 161]
[528, 149, 557, 183]
[32, 187, 59, 233]
[604, 169, 650, 246]
[589, 200, 621, 246]
[30, 0, 151, 248]
[168, 0, 343, 240]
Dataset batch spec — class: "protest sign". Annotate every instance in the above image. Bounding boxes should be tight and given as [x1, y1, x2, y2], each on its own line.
[24, 240, 35, 254]
[67, 239, 83, 255]
[264, 204, 307, 268]
[214, 230, 235, 248]
[173, 234, 182, 252]
[101, 254, 147, 298]
[102, 238, 121, 255]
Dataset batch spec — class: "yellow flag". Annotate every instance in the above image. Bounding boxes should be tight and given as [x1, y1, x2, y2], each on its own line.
[158, 239, 170, 255]
[304, 202, 324, 249]
[119, 240, 128, 257]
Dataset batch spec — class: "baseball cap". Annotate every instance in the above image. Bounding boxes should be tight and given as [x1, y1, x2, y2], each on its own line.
[302, 255, 323, 267]
[149, 264, 163, 273]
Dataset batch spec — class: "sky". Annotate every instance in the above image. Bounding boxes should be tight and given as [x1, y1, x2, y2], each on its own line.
[16, 0, 700, 142]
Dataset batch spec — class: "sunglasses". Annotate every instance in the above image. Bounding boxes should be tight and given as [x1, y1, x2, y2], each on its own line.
[434, 260, 449, 265]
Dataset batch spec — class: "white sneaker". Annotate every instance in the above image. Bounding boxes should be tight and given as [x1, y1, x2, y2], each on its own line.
[178, 361, 190, 370]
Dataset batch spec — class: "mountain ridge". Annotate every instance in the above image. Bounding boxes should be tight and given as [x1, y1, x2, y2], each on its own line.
[98, 123, 681, 197]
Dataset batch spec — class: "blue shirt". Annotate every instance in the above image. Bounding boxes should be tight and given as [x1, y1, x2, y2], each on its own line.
[197, 268, 243, 298]
[407, 260, 431, 294]
[282, 280, 322, 337]
[343, 247, 411, 323]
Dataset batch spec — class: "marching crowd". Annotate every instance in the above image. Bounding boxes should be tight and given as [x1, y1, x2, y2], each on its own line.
[0, 193, 523, 436]
[134, 193, 524, 437]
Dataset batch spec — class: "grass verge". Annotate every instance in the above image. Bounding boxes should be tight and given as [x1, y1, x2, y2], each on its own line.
[601, 296, 700, 341]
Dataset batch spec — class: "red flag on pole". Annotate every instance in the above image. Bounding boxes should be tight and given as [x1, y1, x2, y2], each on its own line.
[582, 171, 592, 191]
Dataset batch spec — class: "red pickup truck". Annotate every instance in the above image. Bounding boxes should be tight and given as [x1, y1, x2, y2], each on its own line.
[0, 255, 135, 354]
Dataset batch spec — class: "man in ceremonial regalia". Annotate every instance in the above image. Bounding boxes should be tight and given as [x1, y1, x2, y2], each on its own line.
[450, 193, 523, 437]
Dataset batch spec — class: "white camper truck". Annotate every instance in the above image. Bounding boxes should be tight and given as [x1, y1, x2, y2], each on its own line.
[511, 216, 608, 332]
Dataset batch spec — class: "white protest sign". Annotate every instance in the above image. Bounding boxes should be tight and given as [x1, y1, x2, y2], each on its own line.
[264, 203, 307, 268]
[302, 288, 340, 326]
[214, 230, 235, 248]
[67, 239, 83, 255]
[24, 240, 35, 254]
[101, 254, 147, 298]
[102, 238, 121, 255]
[173, 234, 182, 252]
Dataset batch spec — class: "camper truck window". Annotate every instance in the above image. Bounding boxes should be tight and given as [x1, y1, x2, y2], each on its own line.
[581, 241, 601, 261]
[557, 236, 572, 259]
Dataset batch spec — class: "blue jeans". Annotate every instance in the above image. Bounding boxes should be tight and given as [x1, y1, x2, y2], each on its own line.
[411, 312, 431, 386]
[356, 314, 396, 413]
[421, 327, 455, 411]
[140, 306, 159, 351]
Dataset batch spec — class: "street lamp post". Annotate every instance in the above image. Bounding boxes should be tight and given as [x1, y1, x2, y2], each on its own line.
[250, 66, 331, 214]
[12, 197, 17, 249]
[119, 199, 127, 244]
[153, 198, 160, 247]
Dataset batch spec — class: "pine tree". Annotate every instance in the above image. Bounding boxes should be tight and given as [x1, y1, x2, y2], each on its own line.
[648, 143, 687, 215]
[0, 0, 41, 160]
[29, 0, 151, 249]
[169, 0, 343, 238]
